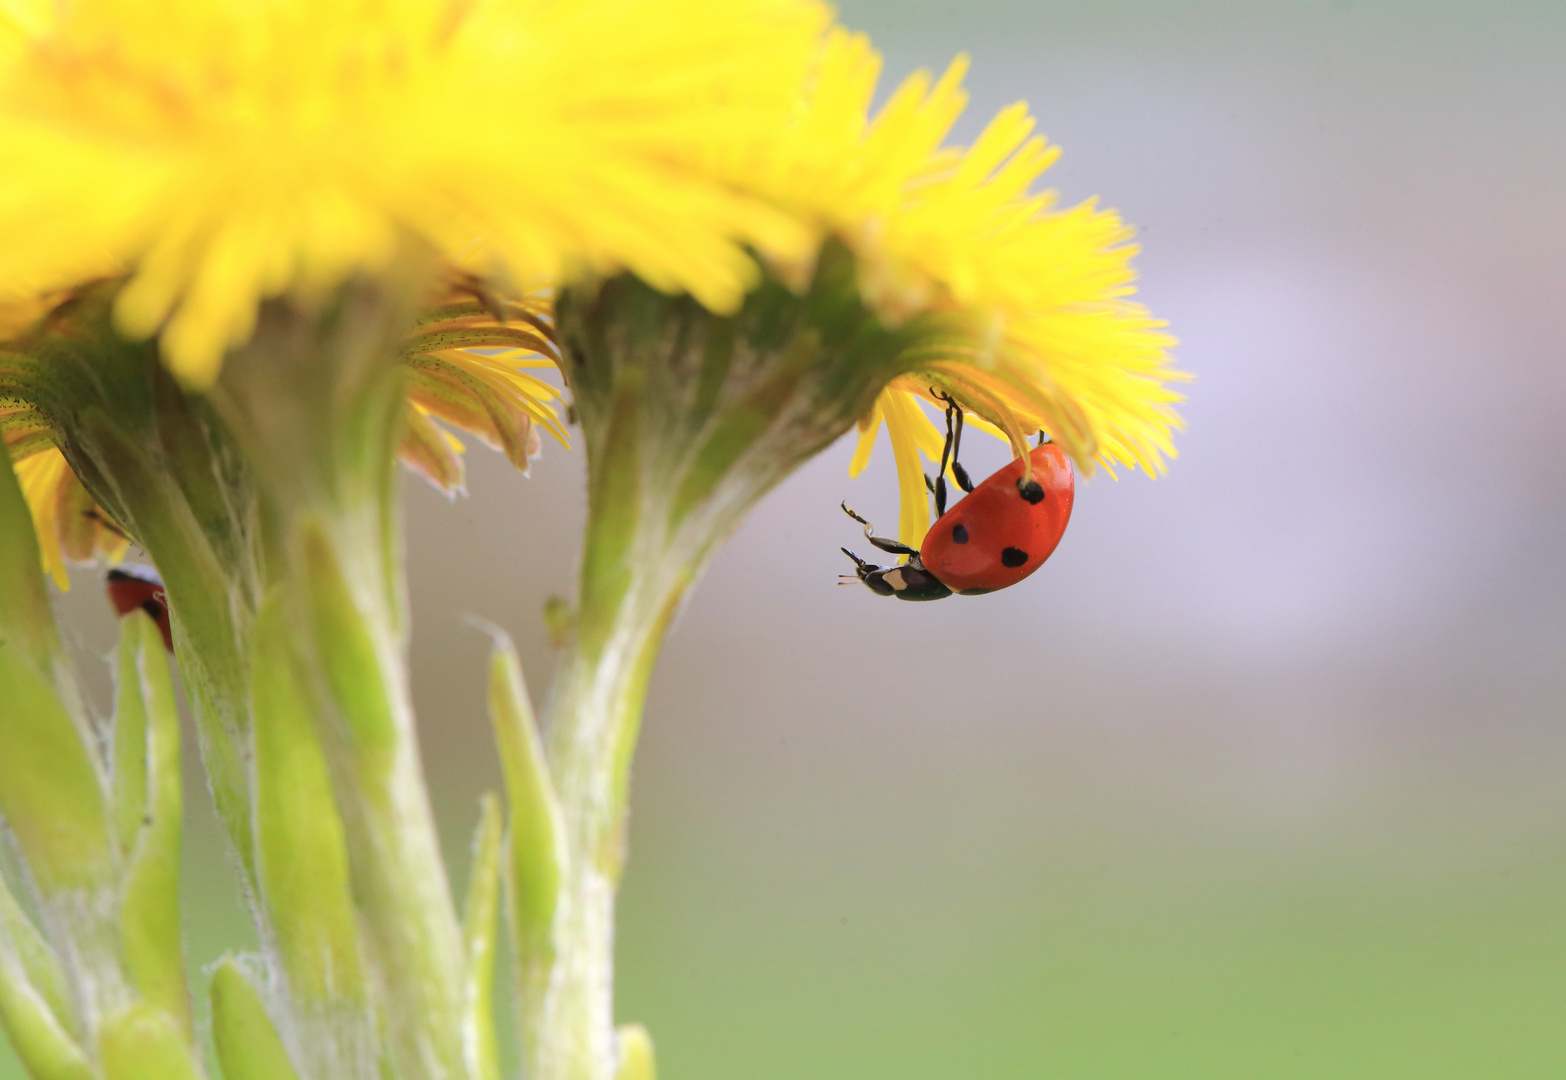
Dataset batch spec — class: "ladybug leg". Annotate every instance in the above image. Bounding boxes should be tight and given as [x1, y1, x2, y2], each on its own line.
[840, 502, 919, 557]
[933, 395, 955, 515]
[931, 392, 975, 514]
[950, 406, 974, 493]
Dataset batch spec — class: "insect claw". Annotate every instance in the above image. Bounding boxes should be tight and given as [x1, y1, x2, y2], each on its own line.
[840, 501, 871, 528]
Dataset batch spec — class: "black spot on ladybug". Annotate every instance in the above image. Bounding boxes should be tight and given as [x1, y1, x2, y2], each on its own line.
[1001, 547, 1028, 568]
[1016, 478, 1045, 504]
[951, 523, 969, 544]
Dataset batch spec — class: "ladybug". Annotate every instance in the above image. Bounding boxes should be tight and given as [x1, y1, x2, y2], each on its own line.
[841, 395, 1074, 600]
[106, 565, 174, 652]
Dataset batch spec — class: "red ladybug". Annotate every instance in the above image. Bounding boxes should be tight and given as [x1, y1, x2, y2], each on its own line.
[106, 565, 173, 652]
[842, 396, 1074, 600]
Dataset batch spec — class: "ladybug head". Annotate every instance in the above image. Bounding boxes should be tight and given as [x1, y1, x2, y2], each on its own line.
[839, 549, 953, 602]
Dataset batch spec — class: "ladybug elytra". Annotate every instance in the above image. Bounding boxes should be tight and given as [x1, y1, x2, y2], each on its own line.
[842, 394, 1074, 600]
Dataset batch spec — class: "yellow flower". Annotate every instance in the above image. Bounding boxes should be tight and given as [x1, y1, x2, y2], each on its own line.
[0, 0, 47, 64]
[3, 7, 1184, 566]
[738, 31, 1187, 547]
[0, 0, 826, 387]
[9, 446, 128, 589]
[399, 286, 569, 494]
[3, 284, 566, 586]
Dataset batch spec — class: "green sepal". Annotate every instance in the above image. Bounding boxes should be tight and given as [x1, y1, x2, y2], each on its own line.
[0, 871, 87, 1080]
[0, 653, 109, 893]
[73, 407, 256, 885]
[110, 619, 151, 856]
[0, 451, 110, 891]
[0, 954, 91, 1080]
[250, 589, 365, 1004]
[115, 612, 192, 1035]
[615, 1024, 656, 1080]
[460, 795, 503, 1080]
[97, 1004, 203, 1080]
[0, 437, 62, 669]
[209, 956, 302, 1080]
[74, 408, 240, 678]
[487, 634, 564, 958]
[298, 521, 395, 763]
[0, 874, 73, 1040]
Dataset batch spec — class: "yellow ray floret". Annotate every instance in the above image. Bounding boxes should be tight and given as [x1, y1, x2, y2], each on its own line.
[0, 0, 828, 386]
[738, 29, 1187, 531]
[10, 446, 130, 590]
[849, 383, 1014, 550]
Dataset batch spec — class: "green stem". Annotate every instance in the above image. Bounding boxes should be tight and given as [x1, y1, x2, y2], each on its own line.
[214, 277, 469, 1080]
[305, 535, 467, 1080]
[522, 260, 921, 1078]
[521, 579, 677, 1080]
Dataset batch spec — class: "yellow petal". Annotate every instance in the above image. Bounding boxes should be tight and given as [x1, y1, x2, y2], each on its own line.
[878, 388, 934, 553]
[847, 403, 881, 478]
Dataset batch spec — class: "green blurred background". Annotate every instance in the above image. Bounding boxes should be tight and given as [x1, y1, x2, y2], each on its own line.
[26, 1, 1566, 1076]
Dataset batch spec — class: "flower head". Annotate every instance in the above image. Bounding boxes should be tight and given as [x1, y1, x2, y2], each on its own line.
[734, 31, 1187, 546]
[1, 283, 564, 585]
[0, 0, 826, 386]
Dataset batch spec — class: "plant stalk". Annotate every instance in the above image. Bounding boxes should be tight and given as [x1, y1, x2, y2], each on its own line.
[519, 260, 918, 1078]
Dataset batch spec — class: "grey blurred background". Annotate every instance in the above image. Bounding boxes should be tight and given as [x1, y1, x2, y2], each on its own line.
[37, 2, 1566, 1077]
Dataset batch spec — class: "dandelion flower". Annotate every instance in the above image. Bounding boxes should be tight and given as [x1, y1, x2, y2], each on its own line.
[1, 284, 565, 583]
[0, 0, 827, 386]
[737, 31, 1187, 546]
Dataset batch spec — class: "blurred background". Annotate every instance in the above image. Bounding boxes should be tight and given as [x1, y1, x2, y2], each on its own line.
[28, 1, 1566, 1077]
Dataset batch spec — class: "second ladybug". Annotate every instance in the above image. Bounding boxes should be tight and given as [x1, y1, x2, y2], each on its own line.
[106, 565, 174, 651]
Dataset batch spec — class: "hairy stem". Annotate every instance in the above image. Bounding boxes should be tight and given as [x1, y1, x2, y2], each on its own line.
[519, 261, 919, 1078]
[217, 278, 470, 1080]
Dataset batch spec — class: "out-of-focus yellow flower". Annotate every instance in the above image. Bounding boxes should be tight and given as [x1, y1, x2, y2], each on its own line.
[0, 0, 46, 65]
[0, 0, 826, 387]
[2, 286, 566, 586]
[737, 31, 1187, 547]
